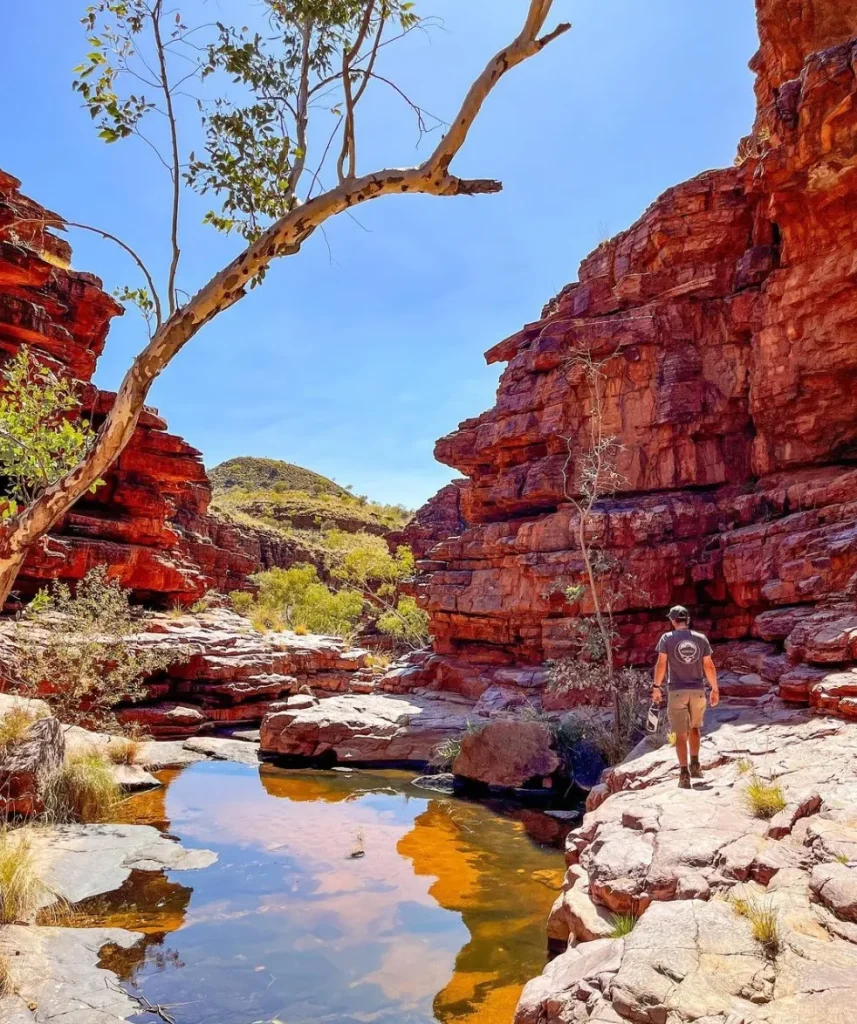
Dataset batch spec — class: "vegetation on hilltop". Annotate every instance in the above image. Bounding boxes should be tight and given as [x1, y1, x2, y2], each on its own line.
[210, 457, 348, 498]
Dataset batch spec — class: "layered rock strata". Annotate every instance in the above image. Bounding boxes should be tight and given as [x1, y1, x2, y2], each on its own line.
[407, 0, 857, 714]
[0, 169, 286, 604]
[0, 610, 378, 739]
[515, 700, 857, 1024]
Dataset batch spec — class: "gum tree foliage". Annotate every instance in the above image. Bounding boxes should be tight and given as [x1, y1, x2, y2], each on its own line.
[14, 565, 179, 726]
[331, 538, 429, 649]
[0, 0, 568, 605]
[0, 349, 101, 520]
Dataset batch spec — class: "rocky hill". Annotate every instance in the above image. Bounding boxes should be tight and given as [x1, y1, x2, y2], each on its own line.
[210, 456, 412, 577]
[210, 456, 348, 498]
[402, 0, 857, 718]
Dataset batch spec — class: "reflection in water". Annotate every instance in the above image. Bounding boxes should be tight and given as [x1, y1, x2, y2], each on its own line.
[81, 762, 566, 1024]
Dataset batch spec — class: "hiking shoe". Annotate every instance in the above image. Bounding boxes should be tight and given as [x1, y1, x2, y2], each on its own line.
[678, 768, 692, 789]
[689, 759, 703, 779]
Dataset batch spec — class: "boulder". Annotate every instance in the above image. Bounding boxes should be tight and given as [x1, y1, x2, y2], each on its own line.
[0, 696, 64, 817]
[452, 718, 559, 789]
[260, 692, 479, 764]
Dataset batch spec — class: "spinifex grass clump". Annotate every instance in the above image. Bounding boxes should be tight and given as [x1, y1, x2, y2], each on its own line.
[44, 752, 121, 823]
[609, 912, 638, 938]
[0, 829, 44, 924]
[731, 891, 782, 957]
[744, 775, 787, 820]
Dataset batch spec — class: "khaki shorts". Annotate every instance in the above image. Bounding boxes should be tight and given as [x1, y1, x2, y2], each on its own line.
[668, 689, 707, 733]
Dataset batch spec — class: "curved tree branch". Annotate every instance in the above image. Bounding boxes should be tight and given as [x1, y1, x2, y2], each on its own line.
[0, 0, 570, 598]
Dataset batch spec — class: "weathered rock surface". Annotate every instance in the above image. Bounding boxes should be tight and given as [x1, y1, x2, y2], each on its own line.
[0, 610, 377, 738]
[0, 693, 62, 816]
[0, 925, 143, 1023]
[452, 717, 559, 789]
[404, 0, 857, 715]
[260, 690, 483, 764]
[0, 169, 293, 605]
[387, 478, 468, 560]
[31, 823, 217, 907]
[516, 700, 857, 1024]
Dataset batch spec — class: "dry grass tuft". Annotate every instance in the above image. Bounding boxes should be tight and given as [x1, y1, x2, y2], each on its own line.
[293, 623, 308, 636]
[735, 757, 753, 775]
[105, 734, 143, 766]
[609, 912, 638, 938]
[0, 829, 45, 924]
[249, 605, 285, 633]
[44, 752, 121, 823]
[0, 704, 45, 752]
[744, 775, 787, 819]
[430, 736, 462, 771]
[0, 952, 13, 996]
[730, 890, 782, 957]
[365, 653, 391, 671]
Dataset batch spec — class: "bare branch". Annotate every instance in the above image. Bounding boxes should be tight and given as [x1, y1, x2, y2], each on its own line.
[425, 0, 570, 176]
[287, 15, 313, 198]
[7, 218, 163, 327]
[151, 0, 182, 314]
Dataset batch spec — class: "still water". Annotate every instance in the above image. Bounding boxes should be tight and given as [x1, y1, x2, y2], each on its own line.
[69, 762, 566, 1024]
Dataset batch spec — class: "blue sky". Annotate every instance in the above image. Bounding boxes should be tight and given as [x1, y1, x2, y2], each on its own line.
[2, 1, 758, 509]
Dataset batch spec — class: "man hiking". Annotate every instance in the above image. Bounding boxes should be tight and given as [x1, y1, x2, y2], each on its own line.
[652, 605, 719, 789]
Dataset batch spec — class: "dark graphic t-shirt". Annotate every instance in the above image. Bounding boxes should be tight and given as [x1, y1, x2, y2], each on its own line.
[656, 628, 712, 690]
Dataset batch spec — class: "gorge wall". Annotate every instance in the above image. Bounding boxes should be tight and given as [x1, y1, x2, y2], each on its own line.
[0, 170, 288, 605]
[408, 0, 857, 713]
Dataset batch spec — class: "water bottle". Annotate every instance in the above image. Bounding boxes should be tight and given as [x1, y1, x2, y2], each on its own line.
[646, 701, 662, 734]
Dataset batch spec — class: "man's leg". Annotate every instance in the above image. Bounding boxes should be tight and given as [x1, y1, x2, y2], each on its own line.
[689, 728, 701, 758]
[668, 692, 692, 788]
[688, 696, 706, 778]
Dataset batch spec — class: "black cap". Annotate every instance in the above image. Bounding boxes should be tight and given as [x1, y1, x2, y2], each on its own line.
[668, 605, 690, 622]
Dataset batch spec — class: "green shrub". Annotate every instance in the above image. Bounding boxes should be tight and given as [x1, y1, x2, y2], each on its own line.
[230, 591, 254, 615]
[0, 347, 103, 519]
[16, 566, 180, 726]
[250, 565, 364, 637]
[377, 596, 430, 650]
[430, 736, 462, 770]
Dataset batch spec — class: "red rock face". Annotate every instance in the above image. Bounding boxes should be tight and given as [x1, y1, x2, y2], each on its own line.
[414, 4, 857, 706]
[0, 171, 271, 603]
[387, 479, 468, 560]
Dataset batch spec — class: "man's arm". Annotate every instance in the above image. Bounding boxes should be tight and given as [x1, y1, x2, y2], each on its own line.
[652, 652, 668, 704]
[703, 655, 719, 707]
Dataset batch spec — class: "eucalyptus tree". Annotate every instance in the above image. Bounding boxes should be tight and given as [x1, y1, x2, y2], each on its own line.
[0, 0, 568, 602]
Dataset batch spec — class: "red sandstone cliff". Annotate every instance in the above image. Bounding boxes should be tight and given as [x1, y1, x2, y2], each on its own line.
[0, 169, 272, 603]
[411, 0, 857, 713]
